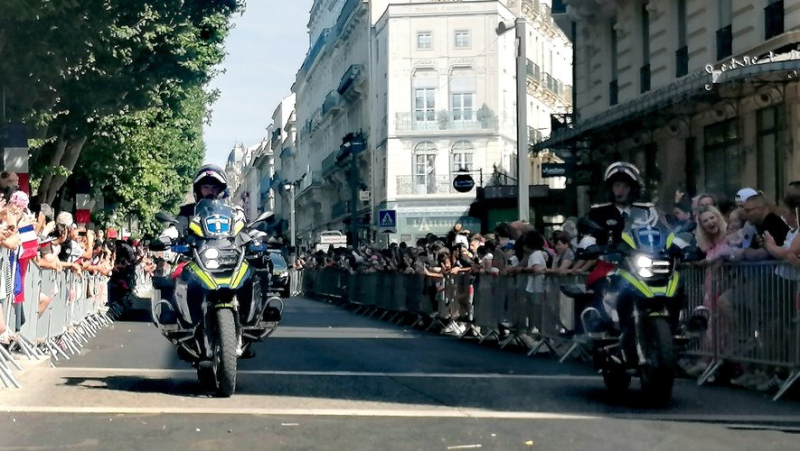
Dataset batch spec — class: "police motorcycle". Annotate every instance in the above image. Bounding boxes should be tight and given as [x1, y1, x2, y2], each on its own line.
[561, 205, 706, 406]
[150, 201, 283, 397]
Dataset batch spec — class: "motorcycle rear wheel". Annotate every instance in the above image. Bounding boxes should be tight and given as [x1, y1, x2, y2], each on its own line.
[214, 309, 238, 397]
[639, 317, 676, 406]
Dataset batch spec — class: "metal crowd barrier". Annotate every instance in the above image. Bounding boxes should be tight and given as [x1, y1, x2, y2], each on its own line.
[289, 268, 304, 297]
[680, 261, 800, 400]
[304, 261, 800, 401]
[0, 249, 116, 388]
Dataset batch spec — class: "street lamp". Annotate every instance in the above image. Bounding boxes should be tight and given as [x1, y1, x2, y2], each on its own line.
[337, 131, 366, 248]
[497, 17, 530, 222]
[283, 181, 297, 260]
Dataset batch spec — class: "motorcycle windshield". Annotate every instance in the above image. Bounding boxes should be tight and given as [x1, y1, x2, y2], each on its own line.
[628, 206, 668, 256]
[194, 199, 235, 238]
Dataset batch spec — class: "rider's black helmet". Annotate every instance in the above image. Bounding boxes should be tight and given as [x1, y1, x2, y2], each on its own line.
[603, 161, 643, 203]
[192, 164, 229, 202]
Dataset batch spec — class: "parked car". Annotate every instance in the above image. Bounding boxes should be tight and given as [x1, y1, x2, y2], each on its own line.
[269, 251, 290, 297]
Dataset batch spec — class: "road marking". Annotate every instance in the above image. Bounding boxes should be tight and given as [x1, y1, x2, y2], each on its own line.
[2, 404, 800, 425]
[51, 367, 599, 381]
[0, 405, 601, 420]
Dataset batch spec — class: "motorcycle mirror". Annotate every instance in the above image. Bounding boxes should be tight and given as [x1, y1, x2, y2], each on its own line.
[577, 217, 606, 234]
[681, 246, 704, 262]
[150, 237, 171, 251]
[247, 211, 275, 229]
[675, 221, 697, 234]
[576, 244, 603, 260]
[235, 231, 253, 247]
[156, 211, 179, 225]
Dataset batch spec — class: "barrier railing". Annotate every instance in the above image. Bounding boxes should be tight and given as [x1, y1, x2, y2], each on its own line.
[304, 261, 800, 401]
[289, 269, 304, 297]
[0, 249, 116, 388]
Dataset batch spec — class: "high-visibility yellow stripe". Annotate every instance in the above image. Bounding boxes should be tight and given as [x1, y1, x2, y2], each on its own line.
[667, 272, 681, 297]
[666, 233, 675, 249]
[189, 222, 204, 237]
[621, 233, 637, 250]
[187, 262, 217, 289]
[231, 262, 250, 288]
[233, 220, 244, 235]
[620, 270, 653, 298]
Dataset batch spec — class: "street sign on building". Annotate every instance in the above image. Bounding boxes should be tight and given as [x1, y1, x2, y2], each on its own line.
[378, 209, 397, 234]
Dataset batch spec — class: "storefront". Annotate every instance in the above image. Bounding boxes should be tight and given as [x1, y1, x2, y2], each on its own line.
[533, 43, 800, 213]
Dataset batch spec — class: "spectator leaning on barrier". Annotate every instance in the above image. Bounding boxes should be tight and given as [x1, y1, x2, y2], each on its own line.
[735, 188, 761, 249]
[740, 193, 791, 261]
[764, 182, 800, 267]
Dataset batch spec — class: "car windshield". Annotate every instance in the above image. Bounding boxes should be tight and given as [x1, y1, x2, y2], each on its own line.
[269, 252, 288, 270]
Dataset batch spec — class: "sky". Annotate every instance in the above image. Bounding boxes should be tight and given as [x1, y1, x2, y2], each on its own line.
[202, 0, 314, 167]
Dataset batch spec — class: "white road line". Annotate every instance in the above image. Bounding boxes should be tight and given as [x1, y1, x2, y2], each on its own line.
[1, 405, 799, 425]
[50, 367, 599, 380]
[0, 405, 601, 420]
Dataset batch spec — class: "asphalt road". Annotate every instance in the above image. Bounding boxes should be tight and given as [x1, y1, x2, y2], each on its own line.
[2, 296, 800, 450]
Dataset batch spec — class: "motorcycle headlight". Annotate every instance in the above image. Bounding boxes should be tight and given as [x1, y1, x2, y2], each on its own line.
[637, 268, 654, 278]
[204, 248, 219, 260]
[635, 255, 653, 269]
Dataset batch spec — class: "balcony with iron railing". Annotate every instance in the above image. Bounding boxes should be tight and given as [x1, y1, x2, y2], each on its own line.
[395, 111, 498, 132]
[331, 200, 350, 219]
[526, 59, 572, 104]
[765, 0, 784, 40]
[396, 171, 483, 196]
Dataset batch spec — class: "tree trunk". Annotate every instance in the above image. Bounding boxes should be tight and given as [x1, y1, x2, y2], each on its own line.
[44, 135, 87, 204]
[37, 126, 67, 200]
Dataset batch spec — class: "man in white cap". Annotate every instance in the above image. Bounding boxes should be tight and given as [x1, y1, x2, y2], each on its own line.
[735, 188, 760, 249]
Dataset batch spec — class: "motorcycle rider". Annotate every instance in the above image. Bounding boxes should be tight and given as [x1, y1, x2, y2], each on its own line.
[177, 164, 243, 232]
[156, 165, 245, 323]
[580, 162, 651, 335]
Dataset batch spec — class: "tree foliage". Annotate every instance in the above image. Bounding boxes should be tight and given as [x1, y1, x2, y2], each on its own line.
[0, 0, 243, 212]
[77, 88, 209, 234]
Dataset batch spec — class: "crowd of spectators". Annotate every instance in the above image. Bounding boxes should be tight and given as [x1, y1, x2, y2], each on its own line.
[294, 181, 800, 390]
[0, 170, 153, 348]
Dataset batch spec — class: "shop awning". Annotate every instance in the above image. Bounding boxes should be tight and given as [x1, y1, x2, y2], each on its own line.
[533, 42, 800, 152]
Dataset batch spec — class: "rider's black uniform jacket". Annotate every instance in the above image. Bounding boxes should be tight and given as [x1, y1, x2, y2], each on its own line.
[586, 202, 653, 247]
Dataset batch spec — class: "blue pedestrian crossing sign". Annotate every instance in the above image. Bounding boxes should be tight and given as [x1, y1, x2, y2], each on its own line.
[378, 209, 397, 234]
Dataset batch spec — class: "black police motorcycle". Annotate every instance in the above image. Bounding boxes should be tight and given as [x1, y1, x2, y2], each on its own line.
[561, 207, 707, 406]
[150, 200, 283, 397]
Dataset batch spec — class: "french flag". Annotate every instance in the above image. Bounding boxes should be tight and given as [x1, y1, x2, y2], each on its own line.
[19, 224, 38, 260]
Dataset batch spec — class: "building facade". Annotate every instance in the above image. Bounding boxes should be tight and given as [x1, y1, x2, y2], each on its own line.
[290, 0, 573, 247]
[535, 0, 800, 214]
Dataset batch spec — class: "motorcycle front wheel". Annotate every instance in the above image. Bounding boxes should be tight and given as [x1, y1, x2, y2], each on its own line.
[214, 308, 238, 397]
[639, 317, 676, 406]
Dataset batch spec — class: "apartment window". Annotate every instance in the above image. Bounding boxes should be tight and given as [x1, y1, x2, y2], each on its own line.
[455, 30, 470, 48]
[676, 0, 688, 76]
[765, 0, 785, 40]
[451, 141, 474, 173]
[451, 93, 475, 122]
[757, 106, 784, 203]
[703, 119, 740, 196]
[610, 20, 618, 106]
[640, 3, 651, 93]
[414, 88, 436, 122]
[414, 142, 437, 194]
[717, 0, 733, 59]
[417, 31, 432, 49]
